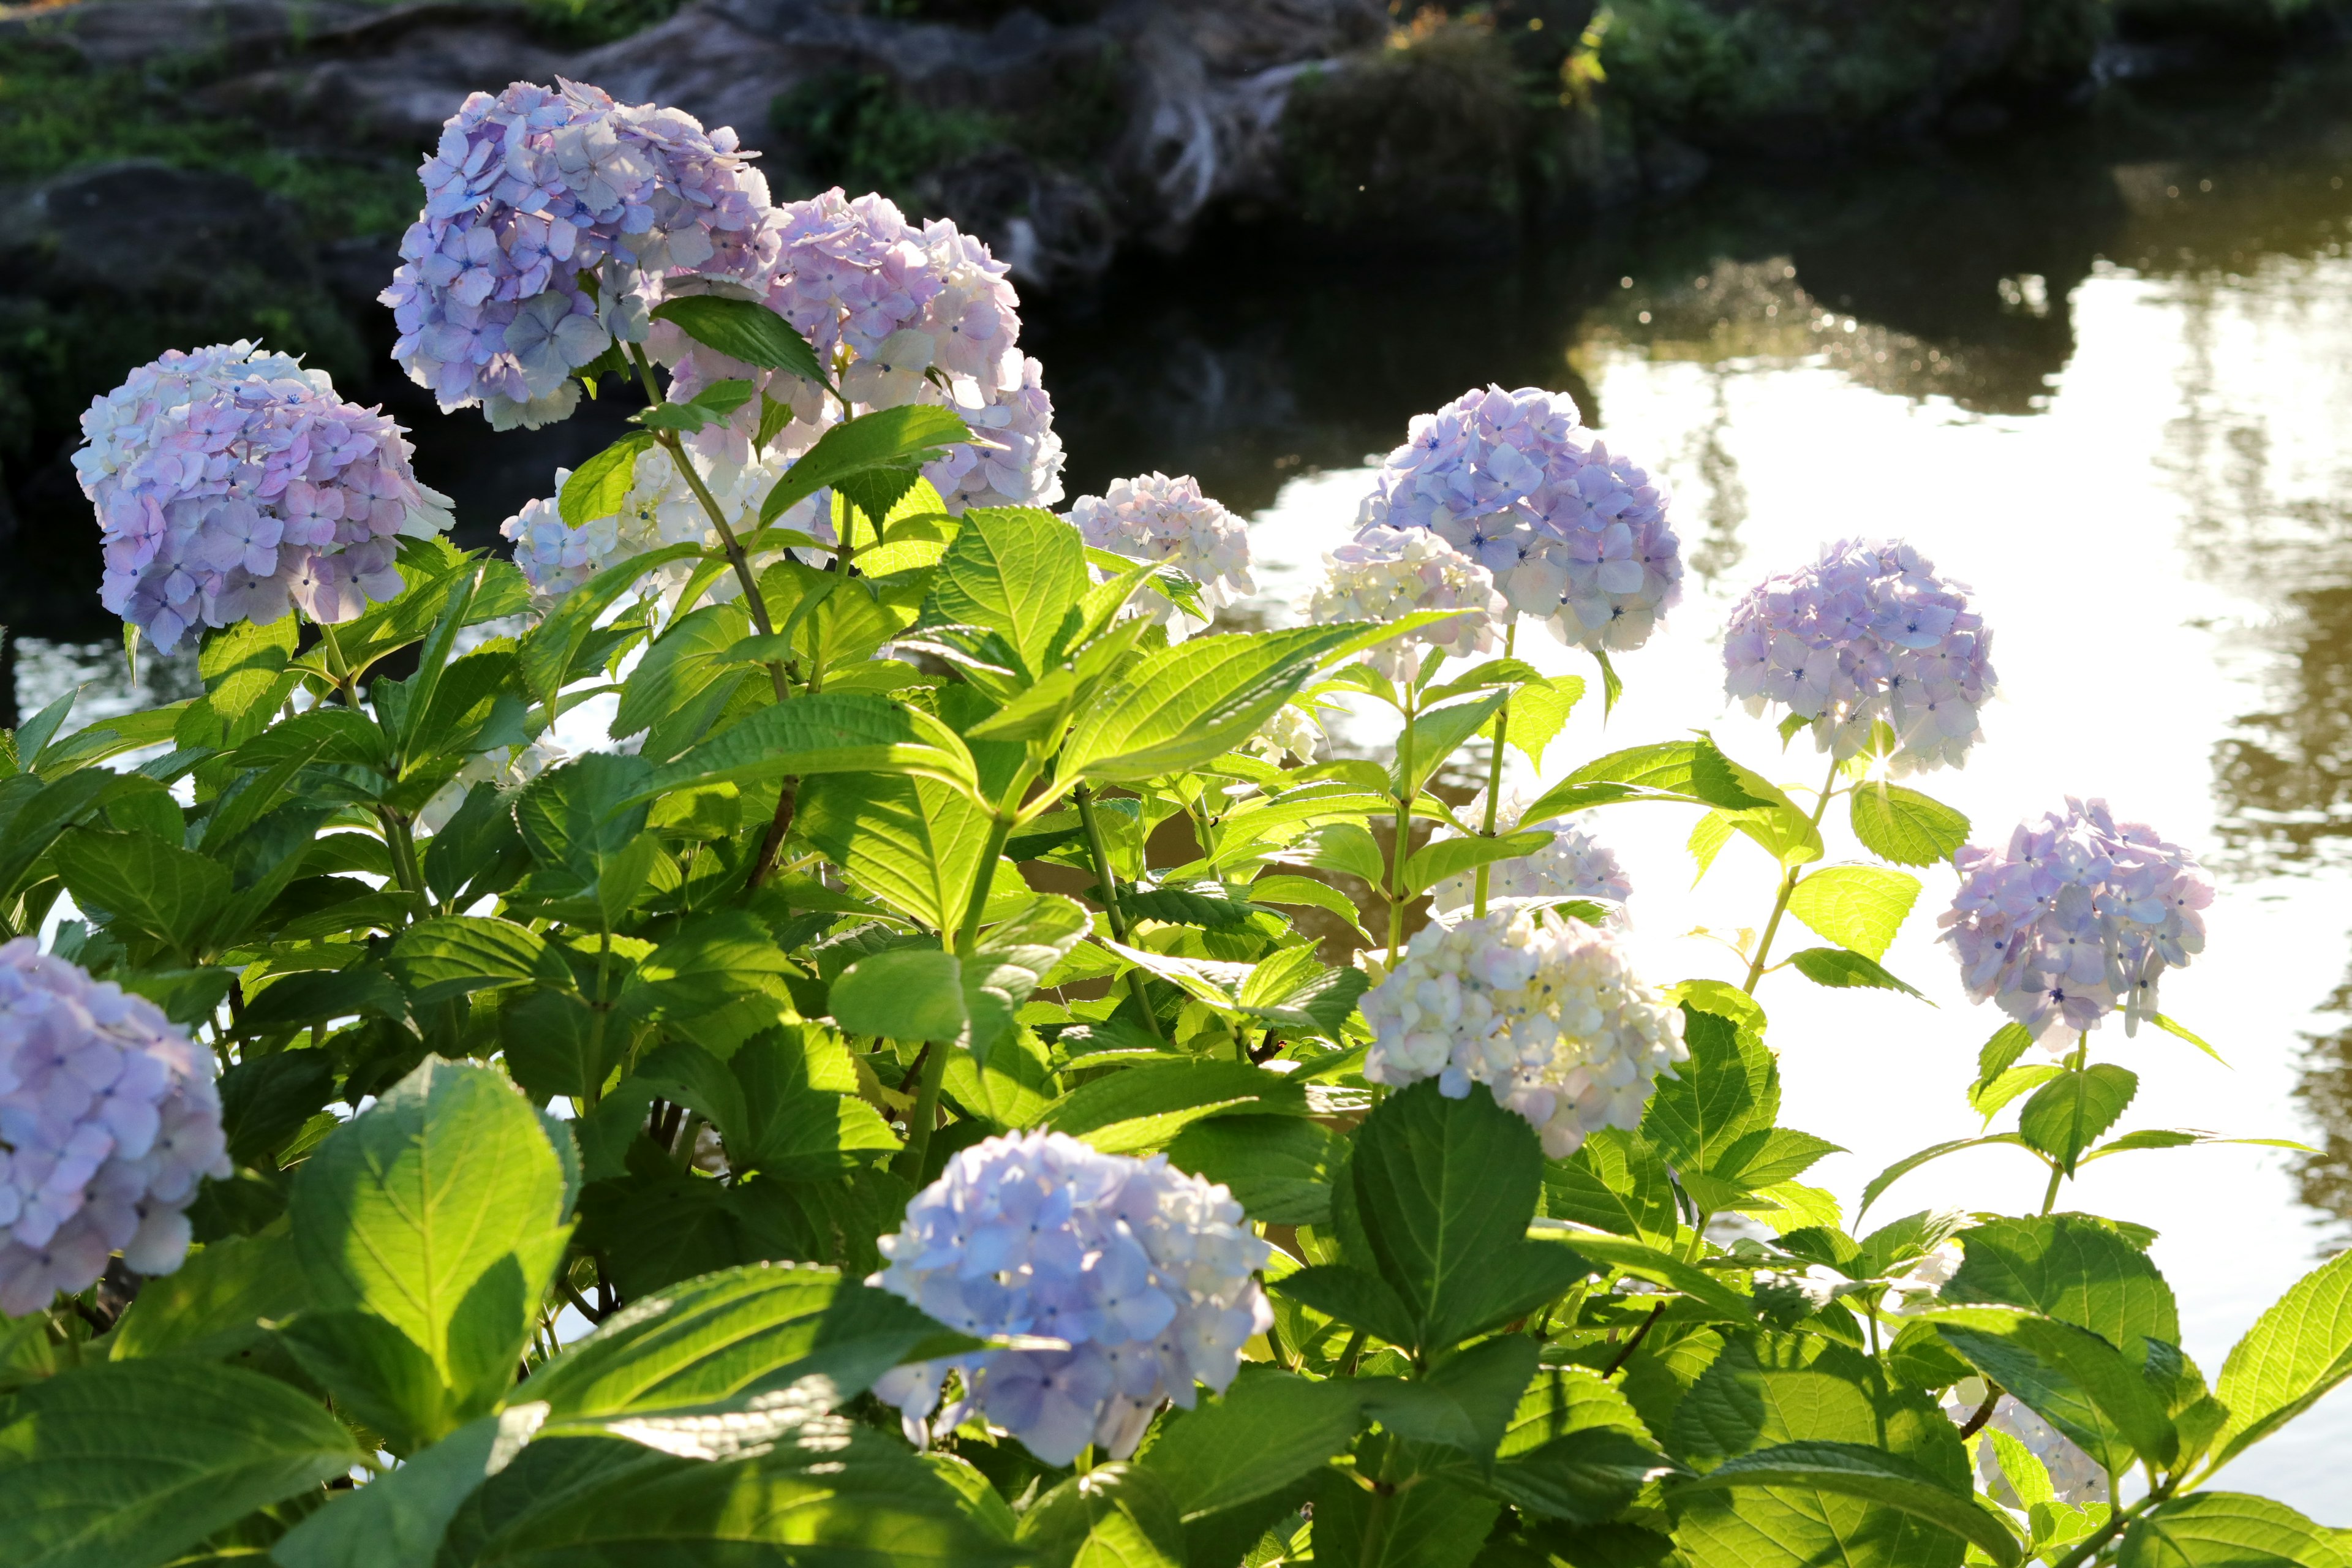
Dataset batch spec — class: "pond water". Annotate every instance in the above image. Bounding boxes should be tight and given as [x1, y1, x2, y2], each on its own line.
[15, 52, 2352, 1518]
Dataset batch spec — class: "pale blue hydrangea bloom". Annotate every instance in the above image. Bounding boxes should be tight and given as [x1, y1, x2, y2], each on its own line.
[1357, 385, 1682, 652]
[75, 342, 453, 652]
[0, 941, 230, 1316]
[650, 188, 1063, 510]
[869, 1129, 1270, 1466]
[381, 78, 779, 428]
[1939, 797, 2214, 1044]
[1722, 538, 1997, 772]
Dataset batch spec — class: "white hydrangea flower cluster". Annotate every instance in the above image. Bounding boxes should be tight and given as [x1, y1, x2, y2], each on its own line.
[1878, 1238, 1964, 1316]
[651, 187, 1063, 512]
[1244, 703, 1324, 767]
[498, 442, 828, 606]
[416, 736, 572, 834]
[1303, 524, 1507, 682]
[1722, 538, 1997, 772]
[869, 1129, 1271, 1466]
[382, 78, 780, 429]
[1428, 786, 1631, 918]
[1070, 472, 1255, 638]
[1947, 1379, 2109, 1506]
[75, 342, 454, 652]
[0, 942, 230, 1316]
[1939, 797, 2214, 1044]
[1361, 910, 1686, 1157]
[1357, 385, 1682, 652]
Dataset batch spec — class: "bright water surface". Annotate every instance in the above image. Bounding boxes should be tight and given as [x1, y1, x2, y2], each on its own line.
[17, 56, 2352, 1521]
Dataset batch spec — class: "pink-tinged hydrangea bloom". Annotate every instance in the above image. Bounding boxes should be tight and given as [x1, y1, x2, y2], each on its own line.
[1358, 385, 1681, 652]
[381, 78, 780, 428]
[75, 343, 453, 652]
[1361, 910, 1686, 1158]
[648, 189, 1063, 511]
[868, 1130, 1270, 1466]
[1428, 786, 1632, 918]
[1071, 472, 1254, 638]
[1938, 797, 2213, 1044]
[1723, 538, 1997, 773]
[1304, 524, 1508, 682]
[0, 941, 230, 1316]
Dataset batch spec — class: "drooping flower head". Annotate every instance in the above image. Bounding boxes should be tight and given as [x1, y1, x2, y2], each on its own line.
[1723, 538, 1996, 772]
[0, 941, 230, 1316]
[1361, 909, 1686, 1158]
[649, 189, 1063, 511]
[1938, 797, 2213, 1044]
[74, 343, 453, 652]
[1357, 385, 1681, 653]
[868, 1129, 1271, 1466]
[381, 78, 779, 428]
[1304, 524, 1507, 683]
[1427, 786, 1632, 918]
[1071, 472, 1254, 638]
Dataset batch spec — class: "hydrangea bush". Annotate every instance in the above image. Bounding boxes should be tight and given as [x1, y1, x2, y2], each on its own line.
[1, 75, 2342, 1568]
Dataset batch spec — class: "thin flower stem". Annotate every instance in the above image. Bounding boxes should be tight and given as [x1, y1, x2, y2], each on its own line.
[1387, 679, 1419, 963]
[1472, 622, 1517, 918]
[2041, 1036, 2090, 1215]
[1076, 783, 1164, 1040]
[1741, 750, 1845, 993]
[316, 620, 431, 921]
[1956, 1380, 2003, 1439]
[893, 1042, 948, 1182]
[1603, 1301, 1667, 1376]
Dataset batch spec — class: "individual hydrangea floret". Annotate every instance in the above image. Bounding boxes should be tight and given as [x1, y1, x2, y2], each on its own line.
[650, 189, 1064, 511]
[75, 343, 454, 652]
[1939, 797, 2212, 1044]
[1946, 1379, 2108, 1506]
[869, 1129, 1271, 1466]
[1361, 909, 1686, 1157]
[1071, 472, 1254, 638]
[1428, 787, 1631, 918]
[381, 78, 780, 428]
[1303, 524, 1507, 682]
[0, 941, 230, 1316]
[1357, 385, 1681, 652]
[1244, 703, 1324, 767]
[499, 443, 827, 608]
[1722, 538, 1996, 772]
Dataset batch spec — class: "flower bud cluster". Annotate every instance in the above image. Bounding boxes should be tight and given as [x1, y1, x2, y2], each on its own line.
[652, 189, 1063, 511]
[869, 1129, 1271, 1466]
[1939, 797, 2212, 1043]
[0, 942, 230, 1316]
[1357, 385, 1681, 652]
[499, 442, 828, 606]
[1071, 472, 1255, 637]
[1946, 1379, 2108, 1506]
[1303, 524, 1507, 682]
[1362, 910, 1686, 1157]
[1722, 538, 1996, 772]
[382, 78, 778, 428]
[75, 343, 453, 653]
[1427, 787, 1631, 918]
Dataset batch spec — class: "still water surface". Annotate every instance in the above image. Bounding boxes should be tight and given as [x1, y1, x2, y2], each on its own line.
[17, 59, 2352, 1519]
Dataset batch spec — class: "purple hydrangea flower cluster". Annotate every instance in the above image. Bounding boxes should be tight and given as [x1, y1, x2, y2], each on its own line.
[869, 1129, 1271, 1466]
[1939, 797, 2214, 1043]
[0, 941, 230, 1316]
[1357, 385, 1683, 652]
[651, 189, 1063, 510]
[382, 78, 778, 429]
[1071, 472, 1254, 637]
[75, 343, 454, 653]
[1722, 538, 1996, 772]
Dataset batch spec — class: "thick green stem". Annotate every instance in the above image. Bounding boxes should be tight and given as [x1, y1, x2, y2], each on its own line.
[2041, 1036, 2091, 1215]
[1387, 681, 1419, 963]
[1741, 751, 1845, 993]
[893, 1043, 949, 1182]
[317, 620, 430, 922]
[1076, 784, 1163, 1040]
[1472, 623, 1518, 918]
[956, 814, 1016, 958]
[2051, 1491, 2161, 1568]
